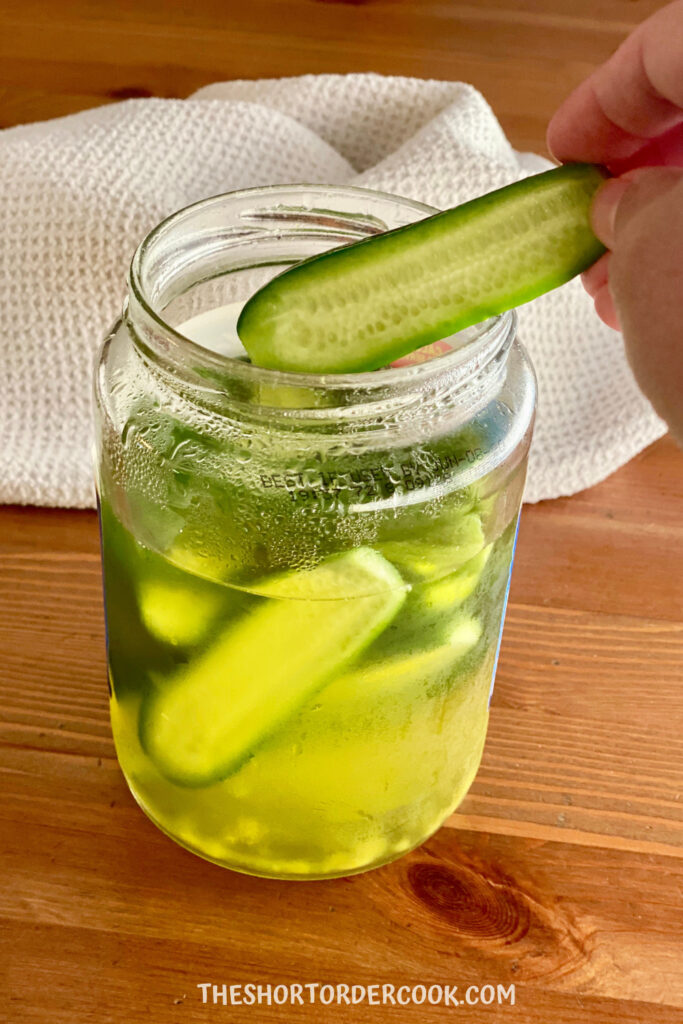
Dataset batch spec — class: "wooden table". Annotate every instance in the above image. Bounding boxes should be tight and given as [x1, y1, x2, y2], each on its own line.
[2, 2, 682, 1022]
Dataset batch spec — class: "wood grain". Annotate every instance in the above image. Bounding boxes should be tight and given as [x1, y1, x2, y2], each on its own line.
[2, 2, 683, 1021]
[0, 0, 666, 151]
[2, 437, 683, 1023]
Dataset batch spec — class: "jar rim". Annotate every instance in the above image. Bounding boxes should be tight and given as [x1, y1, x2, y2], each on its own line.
[127, 183, 516, 401]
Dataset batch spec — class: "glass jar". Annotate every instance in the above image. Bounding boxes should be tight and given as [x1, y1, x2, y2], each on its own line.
[94, 185, 536, 880]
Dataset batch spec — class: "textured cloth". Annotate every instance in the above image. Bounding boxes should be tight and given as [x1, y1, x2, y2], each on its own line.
[0, 73, 665, 507]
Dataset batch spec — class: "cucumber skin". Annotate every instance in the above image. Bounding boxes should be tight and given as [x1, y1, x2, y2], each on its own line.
[237, 164, 608, 373]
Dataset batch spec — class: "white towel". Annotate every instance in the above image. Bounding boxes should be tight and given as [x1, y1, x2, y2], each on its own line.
[0, 73, 665, 507]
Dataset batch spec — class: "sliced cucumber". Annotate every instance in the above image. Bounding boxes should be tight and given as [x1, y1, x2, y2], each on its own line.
[237, 164, 607, 373]
[165, 543, 231, 586]
[255, 380, 335, 410]
[253, 546, 408, 600]
[217, 615, 486, 826]
[420, 544, 492, 611]
[139, 547, 406, 786]
[322, 615, 483, 708]
[138, 578, 223, 647]
[379, 510, 485, 582]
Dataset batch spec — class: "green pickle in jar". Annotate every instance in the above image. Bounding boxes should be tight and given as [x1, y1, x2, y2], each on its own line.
[95, 186, 537, 878]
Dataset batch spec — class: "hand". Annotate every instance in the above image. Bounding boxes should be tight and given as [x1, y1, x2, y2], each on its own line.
[546, 1, 683, 440]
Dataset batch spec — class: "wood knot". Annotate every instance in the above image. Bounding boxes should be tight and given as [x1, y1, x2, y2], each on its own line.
[408, 861, 531, 943]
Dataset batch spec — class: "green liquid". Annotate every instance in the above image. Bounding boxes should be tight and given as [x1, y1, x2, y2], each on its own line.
[102, 503, 516, 878]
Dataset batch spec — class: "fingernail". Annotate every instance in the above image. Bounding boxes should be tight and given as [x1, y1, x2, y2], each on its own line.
[590, 177, 632, 247]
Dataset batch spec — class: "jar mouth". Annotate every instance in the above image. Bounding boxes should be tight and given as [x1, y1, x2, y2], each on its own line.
[127, 183, 516, 413]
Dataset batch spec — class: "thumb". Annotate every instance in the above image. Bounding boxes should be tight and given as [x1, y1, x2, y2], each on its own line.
[590, 167, 683, 442]
[590, 166, 683, 248]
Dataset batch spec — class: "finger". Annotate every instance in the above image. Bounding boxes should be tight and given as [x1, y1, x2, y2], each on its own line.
[608, 173, 683, 438]
[593, 282, 620, 331]
[547, 0, 683, 165]
[609, 121, 683, 174]
[589, 166, 683, 247]
[590, 177, 635, 247]
[581, 251, 610, 298]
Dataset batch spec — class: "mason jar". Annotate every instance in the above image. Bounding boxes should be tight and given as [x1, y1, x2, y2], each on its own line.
[94, 185, 536, 879]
